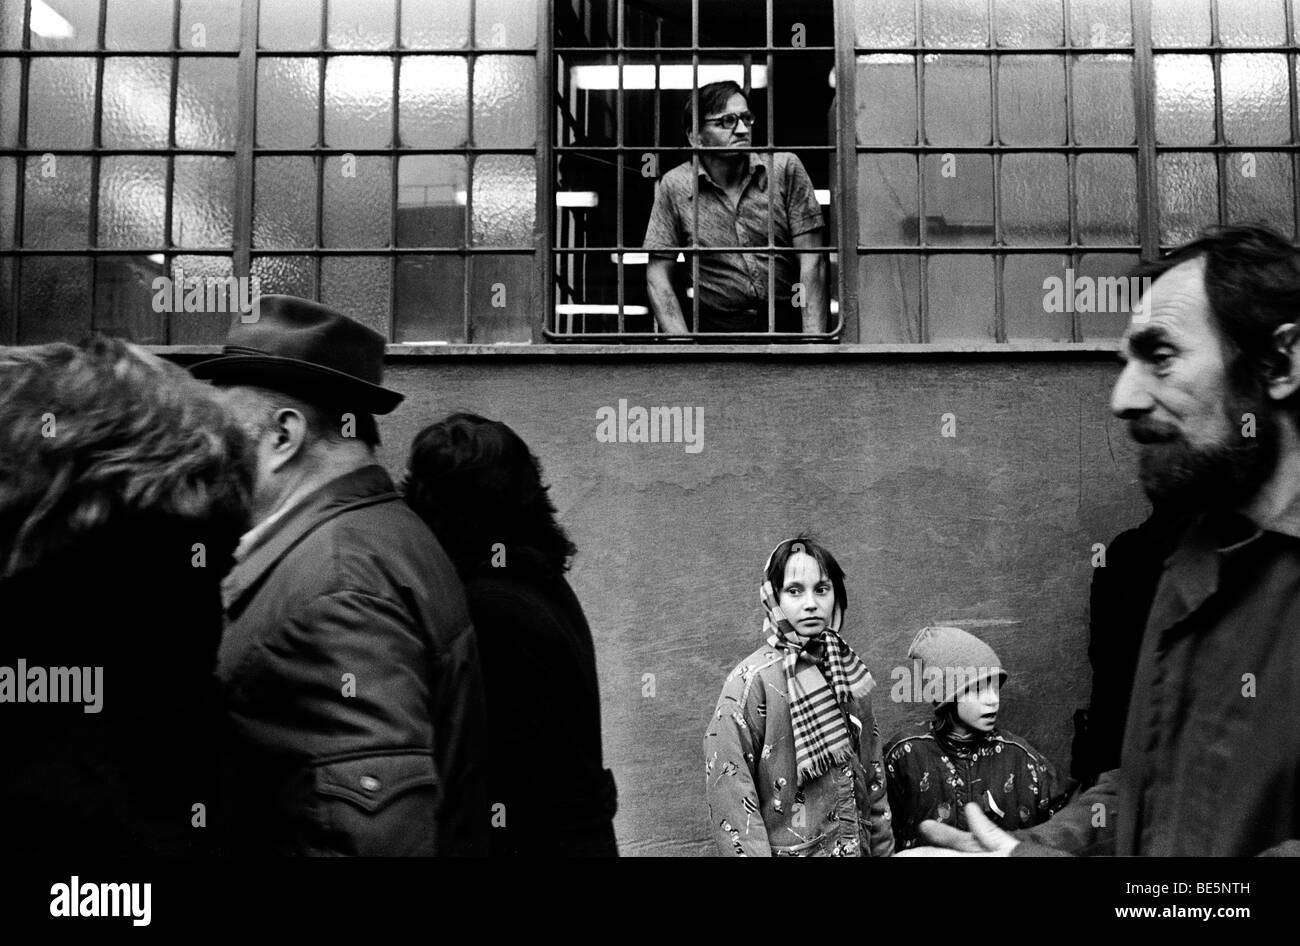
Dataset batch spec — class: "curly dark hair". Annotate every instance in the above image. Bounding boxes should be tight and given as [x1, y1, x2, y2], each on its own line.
[403, 412, 576, 576]
[0, 337, 254, 578]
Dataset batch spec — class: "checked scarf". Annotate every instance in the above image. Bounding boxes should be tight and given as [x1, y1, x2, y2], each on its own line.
[761, 577, 874, 787]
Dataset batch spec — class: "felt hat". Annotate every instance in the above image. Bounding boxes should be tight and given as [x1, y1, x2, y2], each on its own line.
[907, 625, 1007, 704]
[190, 295, 403, 414]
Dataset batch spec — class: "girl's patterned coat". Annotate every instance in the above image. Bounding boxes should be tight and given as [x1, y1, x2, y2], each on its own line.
[704, 644, 894, 857]
[884, 722, 1070, 850]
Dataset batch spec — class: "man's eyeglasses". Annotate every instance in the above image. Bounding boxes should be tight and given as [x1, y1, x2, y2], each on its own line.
[701, 111, 755, 130]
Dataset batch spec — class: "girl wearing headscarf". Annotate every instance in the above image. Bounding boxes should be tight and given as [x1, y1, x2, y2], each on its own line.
[703, 537, 893, 856]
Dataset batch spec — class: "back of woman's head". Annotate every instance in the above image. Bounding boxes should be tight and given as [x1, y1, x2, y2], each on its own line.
[0, 337, 254, 579]
[404, 412, 575, 575]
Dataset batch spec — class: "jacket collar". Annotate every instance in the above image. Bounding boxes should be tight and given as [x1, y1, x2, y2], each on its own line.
[220, 464, 397, 614]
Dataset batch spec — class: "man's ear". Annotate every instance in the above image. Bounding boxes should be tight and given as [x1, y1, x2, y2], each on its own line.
[267, 407, 309, 471]
[1268, 322, 1300, 402]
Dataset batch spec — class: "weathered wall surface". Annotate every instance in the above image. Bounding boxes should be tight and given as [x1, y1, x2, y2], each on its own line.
[376, 353, 1149, 856]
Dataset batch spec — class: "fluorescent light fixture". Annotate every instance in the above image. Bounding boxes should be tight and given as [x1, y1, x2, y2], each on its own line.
[572, 64, 767, 90]
[147, 253, 166, 265]
[30, 0, 75, 39]
[614, 252, 650, 265]
[556, 191, 599, 208]
[815, 189, 830, 205]
[555, 304, 650, 316]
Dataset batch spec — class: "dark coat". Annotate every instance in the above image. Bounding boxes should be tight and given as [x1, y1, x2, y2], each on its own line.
[0, 515, 235, 856]
[461, 550, 618, 856]
[217, 464, 488, 856]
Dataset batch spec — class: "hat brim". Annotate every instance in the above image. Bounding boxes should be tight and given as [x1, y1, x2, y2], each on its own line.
[191, 354, 404, 415]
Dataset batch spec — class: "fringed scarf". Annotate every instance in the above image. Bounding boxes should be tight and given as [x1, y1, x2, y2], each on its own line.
[761, 575, 874, 786]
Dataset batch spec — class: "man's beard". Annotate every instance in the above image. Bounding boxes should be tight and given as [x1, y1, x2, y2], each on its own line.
[1131, 387, 1279, 514]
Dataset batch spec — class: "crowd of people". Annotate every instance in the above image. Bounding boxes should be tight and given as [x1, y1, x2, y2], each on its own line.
[2, 223, 1299, 856]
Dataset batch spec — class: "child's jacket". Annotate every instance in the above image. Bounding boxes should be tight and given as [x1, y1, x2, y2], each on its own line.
[883, 722, 1070, 850]
[704, 643, 894, 856]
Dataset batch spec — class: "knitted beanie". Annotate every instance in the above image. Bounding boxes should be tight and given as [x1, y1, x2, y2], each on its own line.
[906, 625, 1007, 704]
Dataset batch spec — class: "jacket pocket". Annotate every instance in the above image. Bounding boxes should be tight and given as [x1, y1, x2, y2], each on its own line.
[309, 751, 441, 856]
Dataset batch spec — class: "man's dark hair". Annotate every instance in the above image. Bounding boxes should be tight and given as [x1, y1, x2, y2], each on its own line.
[403, 412, 577, 575]
[764, 535, 848, 616]
[682, 79, 746, 141]
[1134, 223, 1300, 405]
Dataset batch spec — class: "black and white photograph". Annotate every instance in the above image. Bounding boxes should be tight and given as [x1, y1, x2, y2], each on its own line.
[0, 0, 1294, 929]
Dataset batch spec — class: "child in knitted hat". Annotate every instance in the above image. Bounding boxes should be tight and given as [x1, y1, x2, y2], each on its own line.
[882, 626, 1070, 850]
[703, 537, 893, 856]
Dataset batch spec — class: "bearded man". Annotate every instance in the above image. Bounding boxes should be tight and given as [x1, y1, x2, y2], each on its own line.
[903, 224, 1300, 857]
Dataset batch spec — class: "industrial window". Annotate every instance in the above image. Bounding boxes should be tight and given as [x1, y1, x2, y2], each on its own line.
[0, 0, 545, 345]
[550, 0, 843, 340]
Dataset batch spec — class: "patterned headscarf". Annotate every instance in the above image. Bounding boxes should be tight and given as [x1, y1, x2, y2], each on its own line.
[762, 542, 874, 786]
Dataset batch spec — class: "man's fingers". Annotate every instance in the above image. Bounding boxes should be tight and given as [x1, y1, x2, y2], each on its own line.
[916, 818, 986, 853]
[962, 802, 1019, 854]
[893, 845, 971, 857]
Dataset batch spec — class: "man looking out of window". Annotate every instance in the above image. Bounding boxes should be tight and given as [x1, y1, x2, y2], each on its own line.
[643, 80, 827, 337]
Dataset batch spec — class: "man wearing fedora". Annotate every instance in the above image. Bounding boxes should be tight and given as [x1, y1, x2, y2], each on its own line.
[192, 295, 487, 856]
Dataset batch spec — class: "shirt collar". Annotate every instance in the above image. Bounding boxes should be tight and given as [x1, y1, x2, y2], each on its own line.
[696, 152, 767, 193]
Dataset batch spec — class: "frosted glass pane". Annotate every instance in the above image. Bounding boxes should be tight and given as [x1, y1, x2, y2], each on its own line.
[324, 57, 393, 148]
[1226, 151, 1294, 237]
[24, 155, 91, 247]
[856, 55, 916, 145]
[400, 56, 468, 148]
[402, 0, 469, 49]
[395, 256, 465, 342]
[1005, 255, 1074, 341]
[1219, 0, 1286, 45]
[27, 58, 96, 149]
[469, 255, 532, 343]
[995, 0, 1063, 46]
[1154, 55, 1214, 146]
[998, 56, 1066, 145]
[94, 255, 167, 344]
[1158, 153, 1217, 245]
[854, 0, 916, 46]
[398, 155, 467, 247]
[257, 58, 319, 147]
[29, 0, 99, 50]
[1001, 153, 1068, 244]
[176, 58, 238, 148]
[1221, 54, 1289, 145]
[251, 255, 316, 297]
[1077, 253, 1142, 339]
[1069, 0, 1132, 45]
[328, 0, 394, 50]
[106, 0, 174, 49]
[97, 155, 167, 248]
[472, 156, 535, 246]
[174, 156, 234, 247]
[0, 58, 19, 146]
[20, 257, 91, 343]
[857, 154, 918, 245]
[928, 255, 994, 341]
[102, 58, 173, 149]
[1073, 55, 1134, 145]
[476, 0, 537, 48]
[857, 254, 920, 342]
[923, 153, 993, 245]
[166, 255, 236, 344]
[181, 0, 242, 50]
[260, 0, 321, 49]
[1077, 153, 1138, 244]
[922, 0, 988, 46]
[323, 155, 392, 247]
[1, 3, 24, 48]
[254, 156, 317, 248]
[0, 157, 15, 248]
[924, 56, 991, 145]
[320, 257, 390, 335]
[473, 56, 535, 148]
[1151, 0, 1210, 44]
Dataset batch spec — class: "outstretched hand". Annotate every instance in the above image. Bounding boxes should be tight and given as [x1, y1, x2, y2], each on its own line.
[893, 803, 1020, 857]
